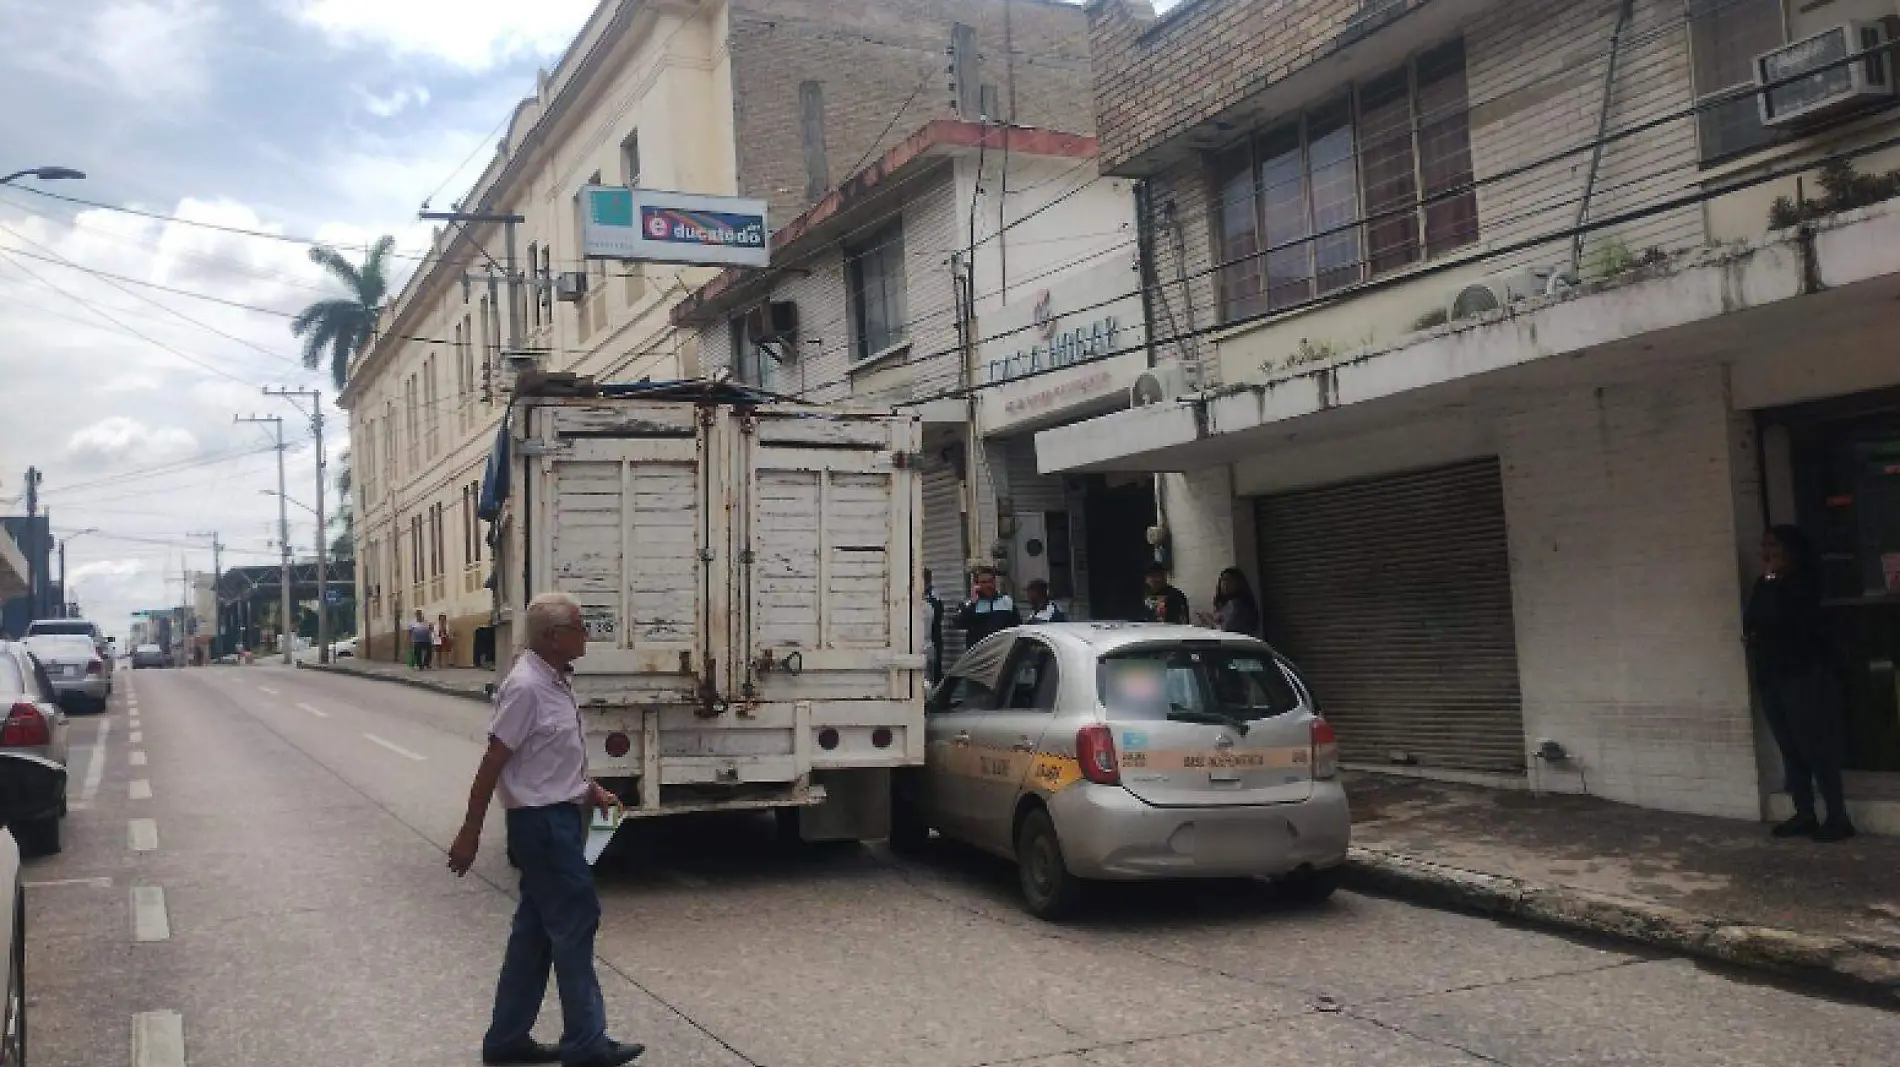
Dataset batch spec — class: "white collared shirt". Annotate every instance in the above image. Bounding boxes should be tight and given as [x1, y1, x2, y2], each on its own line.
[488, 650, 590, 809]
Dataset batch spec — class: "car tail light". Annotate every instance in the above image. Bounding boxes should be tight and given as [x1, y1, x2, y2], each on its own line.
[1311, 717, 1339, 780]
[86, 659, 103, 675]
[1, 703, 49, 748]
[604, 732, 631, 758]
[1075, 725, 1120, 786]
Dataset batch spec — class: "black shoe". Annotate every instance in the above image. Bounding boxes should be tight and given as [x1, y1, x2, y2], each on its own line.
[1813, 821, 1857, 843]
[483, 1040, 561, 1065]
[565, 1041, 645, 1067]
[1770, 814, 1818, 838]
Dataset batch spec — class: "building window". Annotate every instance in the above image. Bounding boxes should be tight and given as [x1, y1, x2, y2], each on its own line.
[622, 131, 641, 187]
[404, 375, 420, 471]
[1214, 39, 1478, 321]
[423, 355, 440, 458]
[847, 221, 907, 361]
[728, 316, 772, 388]
[540, 246, 553, 320]
[361, 421, 377, 503]
[1690, 0, 1786, 162]
[527, 242, 541, 329]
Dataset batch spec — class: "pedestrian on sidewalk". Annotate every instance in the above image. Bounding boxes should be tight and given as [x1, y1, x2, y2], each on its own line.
[1197, 567, 1259, 636]
[1141, 563, 1190, 625]
[1745, 525, 1856, 842]
[408, 610, 431, 670]
[434, 613, 453, 668]
[955, 566, 1019, 646]
[1023, 579, 1067, 623]
[448, 592, 645, 1067]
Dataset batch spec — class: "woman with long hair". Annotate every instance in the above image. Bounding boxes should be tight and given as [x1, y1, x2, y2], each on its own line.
[1199, 567, 1260, 636]
[1744, 525, 1855, 841]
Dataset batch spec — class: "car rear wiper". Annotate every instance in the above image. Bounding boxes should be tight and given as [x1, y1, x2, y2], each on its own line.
[1165, 706, 1250, 736]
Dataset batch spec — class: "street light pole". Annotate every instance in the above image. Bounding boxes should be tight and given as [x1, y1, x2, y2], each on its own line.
[266, 387, 328, 663]
[57, 528, 99, 618]
[238, 413, 292, 664]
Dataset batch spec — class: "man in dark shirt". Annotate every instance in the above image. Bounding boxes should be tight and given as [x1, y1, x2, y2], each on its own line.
[954, 567, 1019, 646]
[1142, 563, 1190, 624]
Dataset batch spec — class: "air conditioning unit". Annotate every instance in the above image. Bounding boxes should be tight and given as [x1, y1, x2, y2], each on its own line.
[1445, 266, 1571, 322]
[1757, 22, 1894, 128]
[554, 272, 588, 303]
[1130, 361, 1196, 407]
[745, 301, 800, 344]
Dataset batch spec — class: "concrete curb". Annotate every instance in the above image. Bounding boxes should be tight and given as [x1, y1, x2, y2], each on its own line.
[295, 661, 491, 703]
[1343, 845, 1900, 1001]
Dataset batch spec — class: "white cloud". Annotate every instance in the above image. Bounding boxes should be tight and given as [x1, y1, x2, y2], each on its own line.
[89, 0, 219, 103]
[357, 84, 432, 118]
[65, 417, 198, 465]
[69, 559, 145, 583]
[292, 0, 596, 71]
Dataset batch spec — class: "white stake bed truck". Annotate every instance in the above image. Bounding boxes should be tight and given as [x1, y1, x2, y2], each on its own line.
[494, 382, 927, 842]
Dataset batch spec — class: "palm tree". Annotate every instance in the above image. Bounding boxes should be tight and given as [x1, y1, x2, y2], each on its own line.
[291, 235, 395, 390]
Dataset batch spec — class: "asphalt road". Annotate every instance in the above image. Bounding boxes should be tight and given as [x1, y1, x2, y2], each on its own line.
[21, 663, 1899, 1067]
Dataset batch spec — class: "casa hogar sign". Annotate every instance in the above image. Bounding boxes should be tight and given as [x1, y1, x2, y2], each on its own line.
[578, 186, 770, 268]
[984, 287, 1128, 385]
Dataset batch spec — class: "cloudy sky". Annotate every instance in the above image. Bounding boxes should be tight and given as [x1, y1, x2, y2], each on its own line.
[0, 0, 599, 641]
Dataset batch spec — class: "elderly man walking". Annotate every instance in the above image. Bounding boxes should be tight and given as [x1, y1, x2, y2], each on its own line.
[448, 592, 644, 1067]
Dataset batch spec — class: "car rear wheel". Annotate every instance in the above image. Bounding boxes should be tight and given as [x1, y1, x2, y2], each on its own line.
[15, 817, 59, 859]
[1015, 808, 1083, 920]
[1277, 864, 1343, 905]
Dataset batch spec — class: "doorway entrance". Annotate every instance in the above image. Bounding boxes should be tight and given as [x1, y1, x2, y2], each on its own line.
[1083, 475, 1155, 624]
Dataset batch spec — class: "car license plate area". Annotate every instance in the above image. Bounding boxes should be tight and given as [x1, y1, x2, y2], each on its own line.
[1195, 820, 1267, 862]
[63, 666, 79, 678]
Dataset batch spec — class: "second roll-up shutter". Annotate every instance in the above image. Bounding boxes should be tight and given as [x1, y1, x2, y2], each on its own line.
[921, 462, 968, 665]
[1254, 459, 1526, 773]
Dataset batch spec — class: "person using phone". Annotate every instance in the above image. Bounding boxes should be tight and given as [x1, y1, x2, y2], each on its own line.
[955, 566, 1020, 646]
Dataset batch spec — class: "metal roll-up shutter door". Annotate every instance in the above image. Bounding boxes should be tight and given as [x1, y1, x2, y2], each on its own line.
[921, 463, 968, 664]
[1255, 459, 1526, 773]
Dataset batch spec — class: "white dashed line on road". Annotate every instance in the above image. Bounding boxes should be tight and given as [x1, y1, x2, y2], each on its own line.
[131, 730, 143, 744]
[130, 750, 148, 767]
[130, 779, 153, 801]
[133, 1010, 187, 1067]
[81, 716, 111, 802]
[295, 702, 330, 719]
[362, 734, 426, 761]
[128, 819, 159, 852]
[24, 876, 111, 889]
[257, 686, 279, 695]
[132, 886, 171, 942]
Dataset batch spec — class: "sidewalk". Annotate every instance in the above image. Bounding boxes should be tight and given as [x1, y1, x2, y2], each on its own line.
[296, 655, 493, 702]
[1342, 773, 1900, 1000]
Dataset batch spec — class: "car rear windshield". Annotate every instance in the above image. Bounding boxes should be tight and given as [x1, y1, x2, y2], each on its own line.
[27, 635, 95, 659]
[1097, 644, 1301, 723]
[27, 621, 94, 636]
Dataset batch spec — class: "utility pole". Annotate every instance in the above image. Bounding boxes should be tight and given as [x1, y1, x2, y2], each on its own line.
[419, 210, 527, 371]
[238, 413, 293, 665]
[266, 387, 329, 663]
[22, 468, 41, 618]
[188, 531, 223, 655]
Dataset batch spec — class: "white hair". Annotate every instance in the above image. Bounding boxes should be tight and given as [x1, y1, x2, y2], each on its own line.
[526, 591, 582, 644]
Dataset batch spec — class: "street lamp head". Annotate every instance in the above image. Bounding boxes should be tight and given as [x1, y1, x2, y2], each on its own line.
[33, 167, 85, 181]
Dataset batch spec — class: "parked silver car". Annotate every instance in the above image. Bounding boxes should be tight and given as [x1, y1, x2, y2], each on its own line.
[0, 641, 72, 855]
[24, 617, 110, 665]
[24, 635, 111, 712]
[892, 624, 1349, 919]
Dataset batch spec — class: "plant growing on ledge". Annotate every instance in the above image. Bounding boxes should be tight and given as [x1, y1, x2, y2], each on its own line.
[1768, 158, 1900, 229]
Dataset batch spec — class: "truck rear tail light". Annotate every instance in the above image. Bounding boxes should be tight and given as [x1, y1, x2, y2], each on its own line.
[871, 727, 893, 749]
[1075, 725, 1120, 786]
[817, 728, 840, 751]
[2, 703, 49, 748]
[1311, 717, 1339, 780]
[604, 732, 631, 758]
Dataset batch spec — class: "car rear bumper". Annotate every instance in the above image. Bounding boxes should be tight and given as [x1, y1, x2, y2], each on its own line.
[50, 677, 110, 701]
[1047, 780, 1351, 881]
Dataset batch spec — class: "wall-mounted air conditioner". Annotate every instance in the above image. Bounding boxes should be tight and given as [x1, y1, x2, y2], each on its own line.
[554, 272, 588, 303]
[745, 301, 800, 344]
[1129, 361, 1195, 407]
[1445, 266, 1572, 322]
[1756, 22, 1894, 128]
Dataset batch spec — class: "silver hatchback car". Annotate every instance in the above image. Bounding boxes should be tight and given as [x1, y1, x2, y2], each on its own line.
[892, 624, 1349, 918]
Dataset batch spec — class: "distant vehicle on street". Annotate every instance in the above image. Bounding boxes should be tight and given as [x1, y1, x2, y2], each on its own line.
[329, 636, 356, 658]
[891, 624, 1349, 919]
[0, 826, 26, 1061]
[0, 640, 72, 856]
[24, 618, 111, 666]
[23, 635, 111, 712]
[131, 644, 169, 670]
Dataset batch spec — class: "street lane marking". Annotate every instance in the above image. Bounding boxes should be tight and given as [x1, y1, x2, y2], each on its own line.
[129, 819, 159, 851]
[130, 750, 148, 767]
[363, 733, 426, 761]
[258, 686, 279, 695]
[131, 730, 143, 744]
[130, 780, 153, 800]
[81, 717, 112, 802]
[25, 876, 111, 889]
[296, 702, 330, 719]
[132, 1010, 186, 1067]
[132, 886, 171, 942]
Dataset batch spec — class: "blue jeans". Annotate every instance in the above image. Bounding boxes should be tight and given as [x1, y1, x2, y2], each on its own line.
[484, 804, 610, 1062]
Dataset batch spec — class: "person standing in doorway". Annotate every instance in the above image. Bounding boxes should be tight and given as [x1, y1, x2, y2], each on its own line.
[435, 612, 453, 668]
[448, 592, 645, 1067]
[1141, 563, 1190, 624]
[955, 566, 1019, 646]
[1198, 567, 1260, 636]
[1745, 525, 1856, 842]
[1023, 579, 1067, 623]
[410, 610, 432, 670]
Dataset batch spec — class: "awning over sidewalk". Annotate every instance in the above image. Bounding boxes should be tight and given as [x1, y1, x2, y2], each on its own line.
[1037, 203, 1900, 476]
